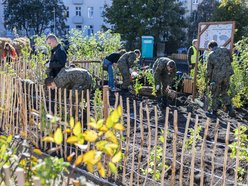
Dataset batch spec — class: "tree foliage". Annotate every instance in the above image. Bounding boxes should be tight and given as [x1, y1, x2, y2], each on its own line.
[212, 0, 248, 41]
[3, 0, 67, 37]
[187, 0, 219, 44]
[103, 0, 187, 53]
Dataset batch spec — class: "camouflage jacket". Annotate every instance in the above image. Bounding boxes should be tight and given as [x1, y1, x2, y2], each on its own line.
[117, 51, 137, 68]
[207, 47, 234, 83]
[54, 67, 92, 90]
[152, 57, 176, 87]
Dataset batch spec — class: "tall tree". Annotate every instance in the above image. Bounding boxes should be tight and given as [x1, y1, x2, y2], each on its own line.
[187, 0, 219, 45]
[3, 0, 67, 37]
[103, 0, 187, 54]
[212, 0, 248, 41]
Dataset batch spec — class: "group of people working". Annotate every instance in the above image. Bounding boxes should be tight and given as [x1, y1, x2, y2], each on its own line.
[0, 33, 236, 119]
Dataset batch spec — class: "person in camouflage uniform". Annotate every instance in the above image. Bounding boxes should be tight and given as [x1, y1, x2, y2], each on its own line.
[153, 57, 177, 108]
[206, 40, 235, 118]
[117, 49, 141, 92]
[45, 67, 92, 101]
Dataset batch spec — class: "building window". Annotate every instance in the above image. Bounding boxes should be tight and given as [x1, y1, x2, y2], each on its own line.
[66, 7, 69, 17]
[76, 25, 82, 30]
[76, 6, 81, 16]
[99, 7, 104, 16]
[88, 7, 94, 18]
[87, 25, 94, 36]
[192, 0, 199, 4]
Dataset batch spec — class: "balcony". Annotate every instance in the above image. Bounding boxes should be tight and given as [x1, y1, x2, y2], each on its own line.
[72, 16, 84, 24]
[72, 0, 83, 4]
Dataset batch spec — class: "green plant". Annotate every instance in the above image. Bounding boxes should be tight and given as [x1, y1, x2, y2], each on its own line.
[133, 78, 143, 95]
[141, 130, 169, 180]
[145, 70, 156, 95]
[43, 106, 125, 178]
[196, 62, 207, 98]
[229, 125, 248, 182]
[33, 156, 69, 186]
[0, 135, 16, 168]
[184, 126, 202, 150]
[94, 88, 103, 120]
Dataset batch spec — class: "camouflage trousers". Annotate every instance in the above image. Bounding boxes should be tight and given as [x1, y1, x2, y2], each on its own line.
[210, 79, 231, 111]
[118, 64, 130, 89]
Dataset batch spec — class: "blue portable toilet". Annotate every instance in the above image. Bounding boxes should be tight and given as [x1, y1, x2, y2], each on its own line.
[141, 36, 154, 58]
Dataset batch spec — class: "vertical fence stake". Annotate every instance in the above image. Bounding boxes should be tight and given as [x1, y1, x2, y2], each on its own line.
[103, 85, 109, 120]
[3, 165, 11, 186]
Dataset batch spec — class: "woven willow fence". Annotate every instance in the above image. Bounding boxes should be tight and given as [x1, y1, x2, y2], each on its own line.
[0, 61, 247, 185]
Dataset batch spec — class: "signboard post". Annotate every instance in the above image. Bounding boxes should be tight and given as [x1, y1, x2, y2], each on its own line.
[192, 21, 235, 100]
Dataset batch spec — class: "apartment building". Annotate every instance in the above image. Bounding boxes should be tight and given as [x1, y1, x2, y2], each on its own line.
[178, 0, 203, 17]
[63, 0, 112, 35]
[0, 0, 111, 37]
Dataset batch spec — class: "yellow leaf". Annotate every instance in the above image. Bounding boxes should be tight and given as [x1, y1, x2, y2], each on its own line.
[98, 131, 104, 137]
[31, 156, 38, 163]
[82, 150, 96, 164]
[7, 135, 13, 143]
[83, 130, 98, 142]
[104, 146, 114, 156]
[74, 154, 84, 166]
[105, 131, 118, 144]
[54, 128, 63, 145]
[90, 151, 102, 165]
[99, 125, 108, 132]
[117, 106, 122, 116]
[66, 136, 78, 144]
[106, 116, 114, 129]
[73, 122, 81, 137]
[96, 140, 108, 151]
[108, 162, 117, 175]
[75, 144, 88, 150]
[96, 119, 104, 129]
[33, 149, 42, 155]
[97, 162, 106, 178]
[90, 117, 96, 123]
[86, 163, 94, 173]
[77, 133, 85, 144]
[113, 123, 125, 131]
[43, 136, 54, 143]
[69, 118, 75, 129]
[111, 151, 122, 163]
[47, 147, 61, 154]
[88, 122, 97, 129]
[63, 128, 71, 134]
[67, 152, 75, 162]
[111, 109, 120, 123]
[106, 143, 119, 149]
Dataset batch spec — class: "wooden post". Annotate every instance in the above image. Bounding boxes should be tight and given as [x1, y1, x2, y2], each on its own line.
[3, 165, 11, 186]
[171, 110, 178, 186]
[15, 167, 25, 186]
[234, 123, 240, 186]
[189, 115, 199, 186]
[33, 176, 42, 186]
[103, 85, 109, 120]
[221, 122, 230, 186]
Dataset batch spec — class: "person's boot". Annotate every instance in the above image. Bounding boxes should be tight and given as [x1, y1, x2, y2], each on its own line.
[206, 110, 217, 119]
[226, 105, 235, 117]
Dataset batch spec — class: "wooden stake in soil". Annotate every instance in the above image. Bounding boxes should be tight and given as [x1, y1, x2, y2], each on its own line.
[103, 86, 109, 120]
[189, 115, 199, 186]
[161, 107, 169, 186]
[3, 165, 11, 186]
[129, 100, 137, 186]
[153, 106, 159, 181]
[15, 167, 25, 186]
[200, 118, 210, 186]
[234, 123, 240, 186]
[122, 98, 130, 184]
[179, 112, 191, 186]
[221, 122, 230, 186]
[171, 110, 178, 186]
[210, 119, 219, 186]
[137, 102, 144, 186]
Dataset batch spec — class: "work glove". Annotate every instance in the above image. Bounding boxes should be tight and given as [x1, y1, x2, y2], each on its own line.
[45, 62, 50, 68]
[131, 71, 139, 78]
[156, 85, 160, 90]
[129, 68, 133, 74]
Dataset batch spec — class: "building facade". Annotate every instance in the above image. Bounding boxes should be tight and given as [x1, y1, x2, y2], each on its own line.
[62, 0, 112, 35]
[178, 0, 203, 17]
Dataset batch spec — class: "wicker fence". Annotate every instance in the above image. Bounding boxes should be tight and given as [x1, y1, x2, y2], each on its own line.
[0, 62, 247, 185]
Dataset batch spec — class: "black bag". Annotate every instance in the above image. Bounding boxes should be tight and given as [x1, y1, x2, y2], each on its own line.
[102, 63, 109, 71]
